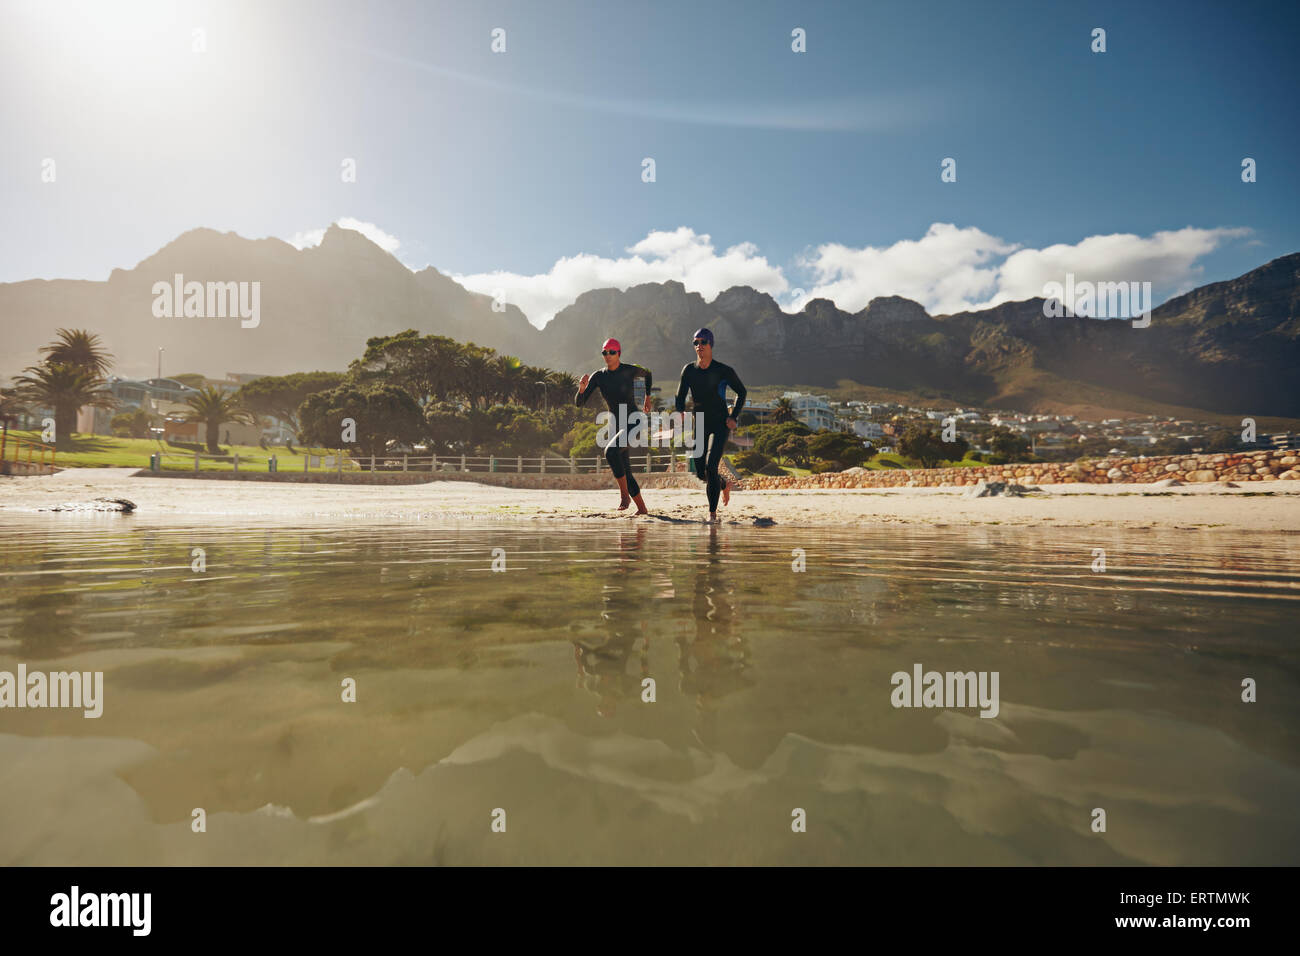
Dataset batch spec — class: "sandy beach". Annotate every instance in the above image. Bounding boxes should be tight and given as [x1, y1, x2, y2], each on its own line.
[2, 467, 1298, 531]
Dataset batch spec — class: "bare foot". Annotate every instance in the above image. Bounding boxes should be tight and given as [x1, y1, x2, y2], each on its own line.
[636, 506, 649, 515]
[618, 496, 631, 510]
[722, 482, 730, 506]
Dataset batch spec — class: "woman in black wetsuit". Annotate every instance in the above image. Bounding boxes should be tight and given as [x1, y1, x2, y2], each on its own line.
[674, 327, 746, 522]
[575, 337, 653, 514]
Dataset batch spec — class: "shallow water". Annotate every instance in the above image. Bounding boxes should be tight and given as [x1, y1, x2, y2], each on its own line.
[1, 516, 1297, 865]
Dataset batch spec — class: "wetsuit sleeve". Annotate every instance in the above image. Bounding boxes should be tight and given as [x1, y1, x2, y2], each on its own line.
[726, 364, 747, 418]
[674, 364, 691, 413]
[576, 370, 600, 407]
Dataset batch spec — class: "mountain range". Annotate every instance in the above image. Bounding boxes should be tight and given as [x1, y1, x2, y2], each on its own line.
[0, 225, 538, 384]
[2, 225, 1296, 421]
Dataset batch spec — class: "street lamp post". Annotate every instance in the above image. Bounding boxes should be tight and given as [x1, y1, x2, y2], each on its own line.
[535, 381, 548, 412]
[157, 347, 164, 381]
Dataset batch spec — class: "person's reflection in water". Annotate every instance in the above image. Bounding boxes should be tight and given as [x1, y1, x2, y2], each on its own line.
[677, 528, 752, 749]
[574, 527, 650, 718]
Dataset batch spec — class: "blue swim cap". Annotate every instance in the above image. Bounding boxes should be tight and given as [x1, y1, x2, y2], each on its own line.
[692, 328, 714, 346]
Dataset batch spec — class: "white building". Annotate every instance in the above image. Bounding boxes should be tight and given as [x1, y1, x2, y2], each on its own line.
[749, 392, 838, 431]
[852, 420, 885, 440]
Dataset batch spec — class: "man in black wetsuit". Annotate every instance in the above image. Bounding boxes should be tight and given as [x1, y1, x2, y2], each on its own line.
[576, 337, 653, 513]
[674, 327, 746, 521]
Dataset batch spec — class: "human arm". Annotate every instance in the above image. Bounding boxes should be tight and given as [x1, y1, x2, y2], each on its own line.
[575, 371, 598, 407]
[674, 364, 691, 414]
[632, 364, 654, 413]
[726, 364, 747, 423]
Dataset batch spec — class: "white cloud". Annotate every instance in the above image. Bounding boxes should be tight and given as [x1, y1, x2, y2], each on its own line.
[281, 220, 1248, 326]
[452, 227, 789, 328]
[797, 223, 1018, 315]
[985, 227, 1251, 312]
[289, 218, 402, 253]
[799, 223, 1251, 316]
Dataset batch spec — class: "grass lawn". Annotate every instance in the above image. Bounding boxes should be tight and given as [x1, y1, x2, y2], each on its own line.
[857, 452, 987, 471]
[7, 430, 351, 473]
[775, 452, 980, 476]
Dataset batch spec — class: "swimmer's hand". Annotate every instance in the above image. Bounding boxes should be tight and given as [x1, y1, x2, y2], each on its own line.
[643, 397, 652, 414]
[726, 417, 736, 430]
[579, 373, 590, 391]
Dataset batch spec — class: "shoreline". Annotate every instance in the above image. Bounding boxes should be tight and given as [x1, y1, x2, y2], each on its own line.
[2, 468, 1299, 531]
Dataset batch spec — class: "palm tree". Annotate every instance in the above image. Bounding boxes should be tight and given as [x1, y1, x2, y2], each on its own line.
[424, 336, 462, 401]
[13, 363, 114, 450]
[457, 349, 494, 408]
[0, 386, 27, 426]
[184, 386, 254, 454]
[493, 355, 526, 405]
[39, 329, 114, 378]
[520, 365, 550, 408]
[546, 371, 577, 409]
[0, 386, 29, 458]
[773, 397, 796, 424]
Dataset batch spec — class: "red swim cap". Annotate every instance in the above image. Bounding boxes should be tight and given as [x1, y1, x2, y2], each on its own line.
[601, 338, 620, 352]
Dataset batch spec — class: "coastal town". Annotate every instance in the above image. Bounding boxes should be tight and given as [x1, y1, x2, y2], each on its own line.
[745, 391, 1299, 458]
[6, 370, 1296, 470]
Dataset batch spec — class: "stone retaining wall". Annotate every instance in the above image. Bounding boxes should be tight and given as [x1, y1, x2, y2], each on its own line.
[1, 461, 60, 476]
[738, 448, 1300, 490]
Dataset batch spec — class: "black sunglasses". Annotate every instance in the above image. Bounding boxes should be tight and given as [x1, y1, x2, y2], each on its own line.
[693, 339, 709, 346]
[602, 349, 619, 356]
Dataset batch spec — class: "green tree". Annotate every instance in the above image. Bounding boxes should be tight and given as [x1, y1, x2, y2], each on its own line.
[898, 426, 948, 468]
[458, 346, 499, 408]
[777, 435, 811, 467]
[941, 433, 971, 462]
[1200, 428, 1240, 453]
[298, 382, 425, 457]
[1149, 436, 1192, 457]
[184, 386, 255, 454]
[13, 362, 115, 450]
[462, 404, 553, 455]
[349, 330, 465, 403]
[1076, 436, 1114, 459]
[501, 410, 551, 455]
[807, 430, 877, 467]
[556, 420, 603, 459]
[111, 407, 154, 438]
[424, 401, 472, 453]
[752, 421, 812, 459]
[732, 449, 773, 474]
[988, 426, 1032, 462]
[237, 371, 345, 437]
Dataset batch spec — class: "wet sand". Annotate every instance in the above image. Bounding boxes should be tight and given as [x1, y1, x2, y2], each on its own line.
[2, 468, 1298, 531]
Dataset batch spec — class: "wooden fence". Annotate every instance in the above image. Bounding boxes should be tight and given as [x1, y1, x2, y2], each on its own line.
[147, 448, 698, 476]
[0, 433, 57, 474]
[347, 451, 690, 475]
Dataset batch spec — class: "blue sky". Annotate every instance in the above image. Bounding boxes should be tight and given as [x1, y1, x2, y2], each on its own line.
[2, 0, 1296, 325]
